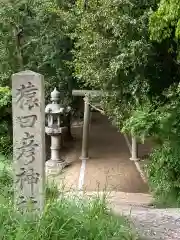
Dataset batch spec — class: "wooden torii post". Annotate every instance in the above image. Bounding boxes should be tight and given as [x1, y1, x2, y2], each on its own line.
[130, 136, 139, 161]
[72, 90, 139, 161]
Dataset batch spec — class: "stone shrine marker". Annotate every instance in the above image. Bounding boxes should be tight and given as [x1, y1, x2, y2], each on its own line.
[12, 71, 45, 212]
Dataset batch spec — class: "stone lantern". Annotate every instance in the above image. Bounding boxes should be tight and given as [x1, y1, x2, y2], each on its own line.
[45, 88, 71, 174]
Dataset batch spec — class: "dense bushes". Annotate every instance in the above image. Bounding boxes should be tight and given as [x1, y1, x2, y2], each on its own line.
[0, 87, 12, 156]
[149, 141, 180, 206]
[147, 0, 180, 205]
[149, 0, 180, 47]
[122, 84, 180, 205]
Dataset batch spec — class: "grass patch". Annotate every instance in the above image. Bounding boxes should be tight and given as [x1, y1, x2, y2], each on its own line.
[0, 155, 138, 240]
[151, 193, 180, 208]
[0, 197, 138, 240]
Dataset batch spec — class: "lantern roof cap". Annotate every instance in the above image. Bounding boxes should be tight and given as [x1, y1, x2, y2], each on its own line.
[51, 88, 60, 101]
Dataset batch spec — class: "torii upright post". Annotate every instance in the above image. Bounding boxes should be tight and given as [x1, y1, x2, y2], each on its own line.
[80, 96, 90, 160]
[72, 90, 102, 160]
[130, 136, 139, 161]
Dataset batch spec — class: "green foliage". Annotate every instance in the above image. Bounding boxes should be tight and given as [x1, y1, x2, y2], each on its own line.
[73, 0, 180, 206]
[0, 87, 12, 156]
[73, 0, 175, 128]
[74, 0, 152, 92]
[0, 0, 77, 156]
[150, 0, 180, 42]
[0, 0, 180, 208]
[0, 198, 136, 240]
[122, 83, 180, 205]
[0, 87, 11, 115]
[0, 0, 75, 97]
[45, 181, 59, 202]
[149, 0, 180, 60]
[0, 158, 137, 240]
[122, 101, 160, 141]
[148, 141, 180, 206]
[0, 155, 13, 203]
[147, 1, 180, 204]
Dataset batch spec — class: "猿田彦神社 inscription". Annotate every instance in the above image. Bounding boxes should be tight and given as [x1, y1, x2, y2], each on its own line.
[16, 132, 39, 165]
[16, 167, 40, 194]
[17, 195, 38, 211]
[17, 115, 37, 128]
[16, 82, 39, 110]
[12, 71, 45, 212]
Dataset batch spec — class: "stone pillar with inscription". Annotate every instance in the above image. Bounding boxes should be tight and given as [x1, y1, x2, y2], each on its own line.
[12, 70, 45, 212]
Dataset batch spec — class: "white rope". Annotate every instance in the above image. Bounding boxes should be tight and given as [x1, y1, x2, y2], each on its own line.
[83, 95, 105, 114]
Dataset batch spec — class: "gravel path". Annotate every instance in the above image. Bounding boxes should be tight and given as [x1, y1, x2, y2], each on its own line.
[113, 206, 180, 240]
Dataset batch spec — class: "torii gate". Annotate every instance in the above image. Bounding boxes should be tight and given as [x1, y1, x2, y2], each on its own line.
[72, 90, 139, 161]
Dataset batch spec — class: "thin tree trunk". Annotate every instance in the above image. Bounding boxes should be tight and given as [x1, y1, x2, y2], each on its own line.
[13, 27, 24, 71]
[84, 0, 88, 10]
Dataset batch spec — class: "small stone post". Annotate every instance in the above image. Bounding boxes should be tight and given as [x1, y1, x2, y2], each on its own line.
[80, 96, 91, 160]
[130, 136, 139, 161]
[12, 70, 45, 212]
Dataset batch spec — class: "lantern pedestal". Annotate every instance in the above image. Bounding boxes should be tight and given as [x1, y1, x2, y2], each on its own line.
[45, 127, 69, 175]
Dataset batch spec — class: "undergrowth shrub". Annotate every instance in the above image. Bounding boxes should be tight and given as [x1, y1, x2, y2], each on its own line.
[122, 84, 180, 206]
[122, 101, 160, 142]
[148, 141, 180, 207]
[0, 158, 13, 203]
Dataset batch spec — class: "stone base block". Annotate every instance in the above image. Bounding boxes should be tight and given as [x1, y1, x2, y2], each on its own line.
[79, 156, 89, 160]
[46, 160, 70, 175]
[130, 157, 140, 161]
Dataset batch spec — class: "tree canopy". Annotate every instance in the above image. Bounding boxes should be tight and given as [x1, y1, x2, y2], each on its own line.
[0, 0, 76, 98]
[73, 0, 179, 127]
[150, 0, 180, 60]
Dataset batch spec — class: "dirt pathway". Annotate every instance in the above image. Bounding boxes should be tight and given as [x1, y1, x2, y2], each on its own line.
[48, 112, 149, 193]
[83, 114, 148, 192]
